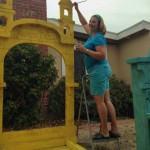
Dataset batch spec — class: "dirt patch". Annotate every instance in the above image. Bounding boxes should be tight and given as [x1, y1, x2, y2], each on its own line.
[77, 119, 136, 150]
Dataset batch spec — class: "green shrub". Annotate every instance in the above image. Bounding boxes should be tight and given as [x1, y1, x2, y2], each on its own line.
[110, 75, 133, 117]
[48, 77, 65, 120]
[48, 74, 133, 120]
[48, 76, 96, 120]
[4, 44, 58, 130]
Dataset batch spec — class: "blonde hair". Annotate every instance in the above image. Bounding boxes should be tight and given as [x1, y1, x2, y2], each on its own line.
[99, 16, 106, 35]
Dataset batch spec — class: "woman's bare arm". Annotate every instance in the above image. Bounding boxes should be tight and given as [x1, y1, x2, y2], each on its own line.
[76, 44, 107, 60]
[73, 2, 90, 34]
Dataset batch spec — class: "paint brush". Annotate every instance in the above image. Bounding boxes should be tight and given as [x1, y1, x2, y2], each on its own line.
[77, 0, 87, 4]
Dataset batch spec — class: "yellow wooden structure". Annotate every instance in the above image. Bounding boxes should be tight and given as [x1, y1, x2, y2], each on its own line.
[0, 0, 86, 149]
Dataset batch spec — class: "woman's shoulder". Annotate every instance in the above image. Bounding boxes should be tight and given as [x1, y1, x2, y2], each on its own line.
[96, 32, 105, 38]
[94, 33, 106, 44]
[95, 33, 106, 40]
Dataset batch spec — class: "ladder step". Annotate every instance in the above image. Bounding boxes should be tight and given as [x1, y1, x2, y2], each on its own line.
[93, 137, 120, 143]
[82, 100, 95, 105]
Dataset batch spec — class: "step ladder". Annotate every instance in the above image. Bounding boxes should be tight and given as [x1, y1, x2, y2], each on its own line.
[76, 75, 121, 150]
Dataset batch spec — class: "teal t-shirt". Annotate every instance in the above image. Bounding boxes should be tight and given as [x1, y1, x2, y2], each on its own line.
[84, 33, 108, 70]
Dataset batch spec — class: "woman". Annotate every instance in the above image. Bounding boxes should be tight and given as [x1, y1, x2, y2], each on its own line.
[73, 2, 120, 140]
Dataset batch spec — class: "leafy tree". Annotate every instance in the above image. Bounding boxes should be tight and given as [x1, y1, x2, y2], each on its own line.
[3, 44, 58, 130]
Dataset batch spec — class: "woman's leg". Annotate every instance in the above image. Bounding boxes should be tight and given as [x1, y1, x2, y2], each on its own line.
[94, 95, 109, 137]
[104, 90, 119, 134]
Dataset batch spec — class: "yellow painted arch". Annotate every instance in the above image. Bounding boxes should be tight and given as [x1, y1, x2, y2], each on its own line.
[0, 0, 86, 149]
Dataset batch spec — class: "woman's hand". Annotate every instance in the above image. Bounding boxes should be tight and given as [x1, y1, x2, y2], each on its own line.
[73, 2, 79, 11]
[75, 43, 87, 53]
[75, 44, 107, 60]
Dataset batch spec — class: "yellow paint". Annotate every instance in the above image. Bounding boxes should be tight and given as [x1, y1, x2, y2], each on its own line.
[0, 0, 85, 149]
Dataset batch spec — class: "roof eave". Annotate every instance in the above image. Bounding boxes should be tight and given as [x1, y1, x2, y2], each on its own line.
[47, 18, 150, 41]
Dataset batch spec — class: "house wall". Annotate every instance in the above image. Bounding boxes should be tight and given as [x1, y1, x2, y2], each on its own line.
[107, 44, 121, 78]
[118, 31, 150, 85]
[48, 47, 63, 78]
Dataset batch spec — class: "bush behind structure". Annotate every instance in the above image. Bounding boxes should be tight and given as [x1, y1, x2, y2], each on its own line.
[48, 75, 133, 120]
[4, 44, 58, 130]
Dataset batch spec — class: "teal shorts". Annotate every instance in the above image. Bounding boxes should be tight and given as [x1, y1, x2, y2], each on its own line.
[87, 64, 112, 96]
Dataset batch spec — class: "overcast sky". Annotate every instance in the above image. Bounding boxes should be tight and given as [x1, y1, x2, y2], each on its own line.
[46, 0, 150, 33]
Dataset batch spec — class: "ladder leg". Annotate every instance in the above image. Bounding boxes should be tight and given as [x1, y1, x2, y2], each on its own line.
[117, 138, 121, 150]
[82, 75, 95, 150]
[84, 98, 95, 150]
